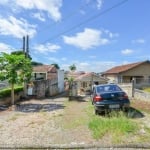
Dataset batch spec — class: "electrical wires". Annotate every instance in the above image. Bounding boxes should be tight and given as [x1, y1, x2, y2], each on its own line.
[41, 0, 128, 44]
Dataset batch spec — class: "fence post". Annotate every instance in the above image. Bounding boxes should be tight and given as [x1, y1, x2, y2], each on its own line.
[132, 79, 135, 98]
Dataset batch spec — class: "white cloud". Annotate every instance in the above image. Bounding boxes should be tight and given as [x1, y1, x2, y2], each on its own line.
[86, 0, 103, 10]
[15, 0, 62, 22]
[132, 38, 145, 44]
[61, 61, 116, 72]
[0, 0, 62, 21]
[121, 49, 134, 55]
[32, 13, 45, 22]
[63, 28, 109, 50]
[0, 43, 14, 53]
[33, 43, 60, 54]
[104, 29, 119, 38]
[0, 16, 36, 38]
[96, 0, 103, 10]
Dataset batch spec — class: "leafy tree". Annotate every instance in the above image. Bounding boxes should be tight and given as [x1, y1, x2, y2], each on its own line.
[0, 52, 32, 106]
[11, 51, 24, 55]
[51, 63, 60, 69]
[69, 64, 76, 72]
[11, 50, 32, 59]
[31, 61, 43, 66]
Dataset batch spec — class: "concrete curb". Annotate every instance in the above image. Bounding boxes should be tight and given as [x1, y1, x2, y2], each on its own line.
[0, 144, 150, 149]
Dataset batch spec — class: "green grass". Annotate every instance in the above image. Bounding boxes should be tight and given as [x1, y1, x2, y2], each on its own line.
[143, 87, 150, 93]
[136, 126, 150, 143]
[86, 101, 139, 143]
[64, 116, 88, 129]
[88, 113, 138, 140]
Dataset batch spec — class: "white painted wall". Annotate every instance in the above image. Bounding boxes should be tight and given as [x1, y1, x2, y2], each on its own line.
[57, 70, 64, 93]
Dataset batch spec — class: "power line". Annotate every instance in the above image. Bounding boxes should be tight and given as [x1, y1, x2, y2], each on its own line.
[38, 0, 93, 33]
[41, 0, 128, 44]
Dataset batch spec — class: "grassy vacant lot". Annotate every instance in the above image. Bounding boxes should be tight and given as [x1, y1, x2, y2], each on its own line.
[63, 98, 150, 145]
[0, 96, 150, 147]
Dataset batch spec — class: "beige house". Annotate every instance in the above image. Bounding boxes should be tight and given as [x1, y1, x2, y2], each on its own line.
[102, 60, 150, 86]
[32, 65, 65, 93]
[32, 65, 57, 80]
[74, 72, 108, 94]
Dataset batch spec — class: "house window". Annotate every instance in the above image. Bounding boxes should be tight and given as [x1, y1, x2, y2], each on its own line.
[82, 82, 87, 88]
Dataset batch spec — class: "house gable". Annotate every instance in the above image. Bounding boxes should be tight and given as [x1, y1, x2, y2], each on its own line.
[33, 65, 57, 73]
[75, 72, 107, 83]
[122, 62, 150, 76]
[102, 60, 150, 84]
[103, 60, 149, 75]
[32, 65, 57, 80]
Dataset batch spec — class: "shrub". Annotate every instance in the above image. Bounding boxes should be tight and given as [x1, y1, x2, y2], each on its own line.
[0, 86, 23, 98]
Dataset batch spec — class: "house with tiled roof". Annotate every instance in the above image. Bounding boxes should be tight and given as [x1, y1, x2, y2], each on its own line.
[32, 65, 57, 80]
[32, 65, 64, 93]
[102, 60, 150, 85]
[74, 72, 108, 95]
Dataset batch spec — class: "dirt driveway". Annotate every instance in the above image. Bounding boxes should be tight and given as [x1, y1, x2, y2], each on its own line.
[0, 94, 96, 148]
[0, 94, 150, 149]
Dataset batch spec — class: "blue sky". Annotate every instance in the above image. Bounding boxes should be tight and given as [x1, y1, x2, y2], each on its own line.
[0, 0, 150, 72]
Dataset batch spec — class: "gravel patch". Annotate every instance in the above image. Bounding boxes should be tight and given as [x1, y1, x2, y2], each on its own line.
[0, 95, 150, 149]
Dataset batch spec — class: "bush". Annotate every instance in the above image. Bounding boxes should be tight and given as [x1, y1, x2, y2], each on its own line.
[143, 87, 150, 93]
[0, 86, 23, 98]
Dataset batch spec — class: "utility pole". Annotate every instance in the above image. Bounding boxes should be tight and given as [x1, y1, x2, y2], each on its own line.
[26, 35, 29, 58]
[22, 35, 30, 98]
[22, 35, 29, 58]
[23, 36, 25, 53]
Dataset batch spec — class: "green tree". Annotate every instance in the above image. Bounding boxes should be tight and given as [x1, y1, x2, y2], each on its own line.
[11, 50, 32, 59]
[0, 52, 32, 106]
[31, 61, 43, 66]
[69, 64, 76, 72]
[51, 63, 60, 69]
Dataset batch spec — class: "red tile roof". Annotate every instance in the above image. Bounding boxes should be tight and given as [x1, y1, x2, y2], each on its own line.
[33, 65, 56, 73]
[103, 61, 149, 75]
[75, 72, 107, 81]
[75, 72, 93, 80]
